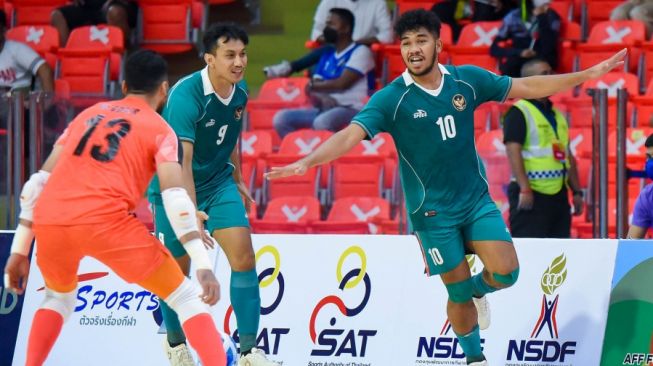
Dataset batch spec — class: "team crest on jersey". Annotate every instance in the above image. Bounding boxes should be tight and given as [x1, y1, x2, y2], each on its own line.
[234, 106, 244, 121]
[452, 94, 466, 111]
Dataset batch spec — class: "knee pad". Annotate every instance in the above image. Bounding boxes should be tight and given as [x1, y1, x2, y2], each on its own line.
[41, 288, 76, 322]
[493, 267, 520, 288]
[445, 278, 474, 304]
[165, 278, 209, 323]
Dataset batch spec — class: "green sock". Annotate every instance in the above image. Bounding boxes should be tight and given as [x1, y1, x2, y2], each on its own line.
[471, 271, 499, 298]
[454, 325, 485, 364]
[230, 269, 261, 353]
[160, 300, 186, 346]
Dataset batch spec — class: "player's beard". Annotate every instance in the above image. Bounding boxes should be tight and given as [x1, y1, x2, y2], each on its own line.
[407, 49, 438, 77]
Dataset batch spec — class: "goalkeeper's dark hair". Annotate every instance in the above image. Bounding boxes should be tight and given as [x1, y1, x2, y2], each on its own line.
[394, 8, 441, 39]
[203, 22, 249, 54]
[646, 133, 653, 148]
[124, 50, 168, 95]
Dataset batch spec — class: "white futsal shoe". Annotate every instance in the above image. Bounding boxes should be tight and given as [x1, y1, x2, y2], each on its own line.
[238, 348, 280, 366]
[468, 360, 488, 366]
[473, 296, 491, 330]
[164, 341, 196, 366]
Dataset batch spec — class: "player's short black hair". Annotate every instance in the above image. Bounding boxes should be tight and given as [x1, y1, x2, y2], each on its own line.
[394, 9, 441, 39]
[124, 50, 168, 94]
[0, 10, 6, 29]
[329, 8, 355, 36]
[646, 133, 653, 148]
[203, 22, 249, 54]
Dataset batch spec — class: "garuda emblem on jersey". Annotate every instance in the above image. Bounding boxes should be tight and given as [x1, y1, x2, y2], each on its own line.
[234, 106, 244, 121]
[452, 94, 466, 112]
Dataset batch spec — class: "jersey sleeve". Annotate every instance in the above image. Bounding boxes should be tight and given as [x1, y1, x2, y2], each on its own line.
[346, 46, 375, 76]
[13, 42, 45, 75]
[351, 88, 395, 139]
[162, 87, 201, 143]
[632, 189, 653, 229]
[154, 123, 181, 165]
[459, 65, 512, 106]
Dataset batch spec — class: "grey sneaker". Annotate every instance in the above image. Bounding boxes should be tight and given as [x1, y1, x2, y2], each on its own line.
[263, 60, 291, 78]
[164, 341, 196, 366]
[238, 348, 280, 366]
[468, 360, 488, 366]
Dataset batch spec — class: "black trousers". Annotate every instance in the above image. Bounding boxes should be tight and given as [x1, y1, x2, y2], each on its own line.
[507, 181, 572, 238]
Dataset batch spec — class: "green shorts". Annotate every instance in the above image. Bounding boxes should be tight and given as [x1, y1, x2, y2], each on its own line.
[153, 182, 250, 258]
[415, 201, 512, 276]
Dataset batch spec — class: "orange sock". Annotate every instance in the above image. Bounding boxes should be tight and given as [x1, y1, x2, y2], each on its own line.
[182, 313, 227, 366]
[26, 309, 64, 366]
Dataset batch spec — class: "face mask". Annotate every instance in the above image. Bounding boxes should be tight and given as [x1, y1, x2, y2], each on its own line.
[322, 27, 338, 44]
[646, 159, 653, 180]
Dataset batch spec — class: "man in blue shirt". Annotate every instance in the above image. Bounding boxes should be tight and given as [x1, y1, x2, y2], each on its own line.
[272, 8, 375, 138]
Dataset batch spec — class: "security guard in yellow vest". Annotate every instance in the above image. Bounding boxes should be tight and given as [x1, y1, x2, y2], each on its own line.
[503, 59, 584, 237]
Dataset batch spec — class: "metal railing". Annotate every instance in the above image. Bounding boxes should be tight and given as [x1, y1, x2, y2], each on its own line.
[2, 91, 63, 229]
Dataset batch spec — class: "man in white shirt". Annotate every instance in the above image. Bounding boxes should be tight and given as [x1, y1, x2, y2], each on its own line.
[264, 0, 389, 78]
[272, 8, 375, 137]
[0, 10, 54, 95]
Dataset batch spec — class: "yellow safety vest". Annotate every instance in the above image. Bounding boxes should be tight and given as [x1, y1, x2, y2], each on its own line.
[513, 99, 570, 195]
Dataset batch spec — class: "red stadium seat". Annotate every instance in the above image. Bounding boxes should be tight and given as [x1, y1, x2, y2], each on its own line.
[568, 128, 593, 159]
[345, 132, 397, 191]
[241, 130, 273, 191]
[577, 21, 645, 72]
[10, 0, 67, 26]
[476, 129, 511, 186]
[582, 72, 640, 98]
[65, 25, 124, 82]
[330, 157, 384, 200]
[138, 0, 198, 54]
[449, 21, 501, 71]
[608, 127, 653, 164]
[247, 77, 312, 141]
[6, 25, 59, 69]
[57, 48, 111, 96]
[581, 0, 625, 36]
[558, 21, 582, 73]
[312, 197, 392, 234]
[250, 196, 319, 234]
[550, 0, 574, 21]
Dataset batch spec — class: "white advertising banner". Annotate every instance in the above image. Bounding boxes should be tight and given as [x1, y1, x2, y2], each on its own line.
[13, 236, 617, 366]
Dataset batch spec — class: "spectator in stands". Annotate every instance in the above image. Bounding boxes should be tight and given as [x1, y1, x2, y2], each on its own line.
[503, 59, 583, 238]
[51, 0, 138, 46]
[272, 8, 374, 138]
[432, 0, 518, 42]
[490, 0, 560, 77]
[627, 134, 653, 238]
[0, 10, 53, 96]
[263, 0, 391, 78]
[611, 0, 653, 37]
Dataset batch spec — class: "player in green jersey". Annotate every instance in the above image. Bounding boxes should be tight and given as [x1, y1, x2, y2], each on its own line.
[265, 9, 625, 366]
[148, 23, 278, 366]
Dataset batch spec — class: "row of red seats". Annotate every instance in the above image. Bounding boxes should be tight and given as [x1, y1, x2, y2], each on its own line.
[240, 129, 398, 207]
[250, 196, 400, 234]
[1, 0, 208, 54]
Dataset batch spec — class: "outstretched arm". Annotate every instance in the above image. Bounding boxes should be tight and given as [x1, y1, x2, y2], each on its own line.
[264, 124, 367, 180]
[507, 49, 626, 100]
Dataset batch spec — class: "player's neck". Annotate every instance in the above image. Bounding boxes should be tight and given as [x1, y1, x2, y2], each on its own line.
[335, 38, 353, 52]
[125, 94, 158, 110]
[412, 68, 442, 90]
[208, 71, 234, 99]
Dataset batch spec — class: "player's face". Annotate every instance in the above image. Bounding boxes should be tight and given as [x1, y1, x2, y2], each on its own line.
[205, 37, 248, 85]
[400, 27, 442, 77]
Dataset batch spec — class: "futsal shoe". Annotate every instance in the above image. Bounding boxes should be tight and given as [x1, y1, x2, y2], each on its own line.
[238, 348, 280, 366]
[473, 296, 491, 330]
[164, 341, 196, 366]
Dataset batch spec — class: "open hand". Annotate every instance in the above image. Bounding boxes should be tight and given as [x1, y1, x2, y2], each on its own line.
[585, 49, 627, 79]
[264, 161, 308, 180]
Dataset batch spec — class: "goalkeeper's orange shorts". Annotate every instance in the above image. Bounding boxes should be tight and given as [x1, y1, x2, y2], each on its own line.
[33, 214, 184, 298]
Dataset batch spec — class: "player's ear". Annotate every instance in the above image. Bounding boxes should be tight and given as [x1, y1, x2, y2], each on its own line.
[435, 38, 443, 54]
[203, 52, 214, 67]
[121, 81, 128, 95]
[160, 81, 169, 98]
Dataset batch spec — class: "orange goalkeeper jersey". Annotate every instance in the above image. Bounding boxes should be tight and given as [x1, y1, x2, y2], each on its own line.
[34, 96, 180, 225]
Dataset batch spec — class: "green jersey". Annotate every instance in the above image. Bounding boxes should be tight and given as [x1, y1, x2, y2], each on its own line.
[149, 68, 248, 201]
[352, 64, 512, 230]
